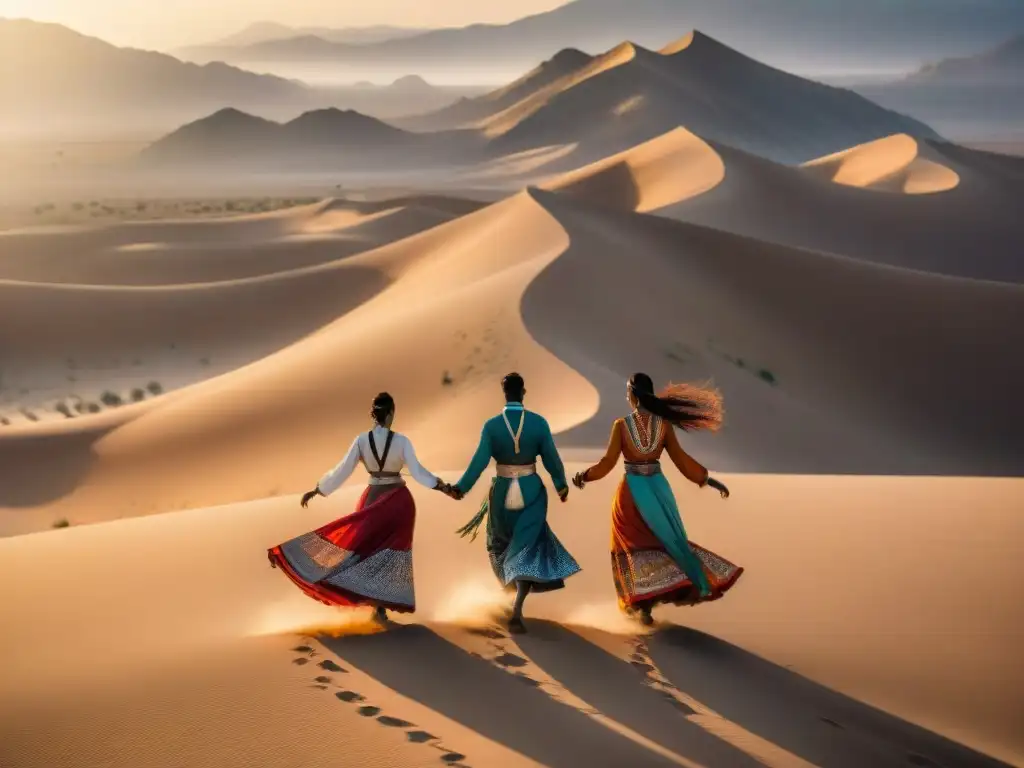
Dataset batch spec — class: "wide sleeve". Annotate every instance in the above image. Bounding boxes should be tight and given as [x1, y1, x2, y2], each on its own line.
[401, 435, 440, 489]
[663, 426, 709, 486]
[317, 435, 362, 496]
[455, 424, 493, 496]
[582, 419, 623, 482]
[538, 417, 568, 494]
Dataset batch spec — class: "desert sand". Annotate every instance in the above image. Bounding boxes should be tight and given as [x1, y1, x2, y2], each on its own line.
[2, 22, 1023, 768]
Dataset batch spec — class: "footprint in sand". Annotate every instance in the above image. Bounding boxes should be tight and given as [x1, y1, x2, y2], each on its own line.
[314, 675, 332, 684]
[357, 705, 382, 717]
[292, 657, 310, 666]
[492, 652, 528, 669]
[378, 716, 414, 728]
[336, 690, 366, 703]
[318, 659, 346, 673]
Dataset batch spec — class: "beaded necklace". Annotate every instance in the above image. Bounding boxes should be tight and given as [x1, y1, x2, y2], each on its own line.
[626, 410, 663, 454]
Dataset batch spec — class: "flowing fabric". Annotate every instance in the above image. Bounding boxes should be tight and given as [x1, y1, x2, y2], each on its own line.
[612, 474, 742, 608]
[268, 484, 417, 612]
[461, 474, 580, 592]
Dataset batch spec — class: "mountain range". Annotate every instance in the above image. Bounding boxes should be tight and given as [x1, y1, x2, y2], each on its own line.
[146, 31, 941, 170]
[0, 19, 481, 138]
[174, 0, 1024, 79]
[202, 21, 429, 48]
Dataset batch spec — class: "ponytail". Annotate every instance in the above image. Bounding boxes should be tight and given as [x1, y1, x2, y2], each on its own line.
[628, 373, 723, 432]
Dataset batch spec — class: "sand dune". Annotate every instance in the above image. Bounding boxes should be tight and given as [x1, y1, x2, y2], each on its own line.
[520, 188, 1024, 474]
[0, 473, 1019, 767]
[0, 196, 482, 285]
[408, 31, 939, 166]
[0, 192, 597, 533]
[541, 127, 725, 211]
[801, 134, 960, 194]
[558, 130, 1024, 283]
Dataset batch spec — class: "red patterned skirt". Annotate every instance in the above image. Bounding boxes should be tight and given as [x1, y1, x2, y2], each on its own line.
[611, 477, 743, 610]
[268, 483, 416, 613]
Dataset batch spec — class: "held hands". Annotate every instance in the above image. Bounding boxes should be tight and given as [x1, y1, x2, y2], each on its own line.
[571, 471, 587, 490]
[300, 488, 321, 508]
[706, 477, 730, 499]
[435, 480, 464, 500]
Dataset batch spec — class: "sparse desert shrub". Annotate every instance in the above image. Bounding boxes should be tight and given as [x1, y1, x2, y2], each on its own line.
[52, 519, 70, 529]
[758, 369, 777, 386]
[442, 370, 453, 386]
[86, 402, 100, 414]
[100, 390, 123, 407]
[131, 388, 146, 402]
[146, 381, 163, 396]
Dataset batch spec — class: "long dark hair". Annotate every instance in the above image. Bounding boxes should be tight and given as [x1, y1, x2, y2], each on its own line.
[370, 392, 395, 426]
[628, 373, 723, 432]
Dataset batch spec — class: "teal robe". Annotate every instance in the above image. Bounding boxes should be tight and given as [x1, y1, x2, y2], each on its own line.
[455, 402, 581, 591]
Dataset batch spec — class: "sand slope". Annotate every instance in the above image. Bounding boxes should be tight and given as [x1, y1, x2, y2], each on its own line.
[801, 134, 960, 194]
[552, 129, 1024, 283]
[0, 192, 598, 534]
[1, 473, 1019, 767]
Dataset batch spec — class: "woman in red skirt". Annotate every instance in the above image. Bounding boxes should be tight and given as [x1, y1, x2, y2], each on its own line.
[572, 374, 743, 626]
[268, 392, 456, 624]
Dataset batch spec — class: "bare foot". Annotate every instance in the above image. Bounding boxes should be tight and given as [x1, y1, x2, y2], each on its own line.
[508, 616, 526, 634]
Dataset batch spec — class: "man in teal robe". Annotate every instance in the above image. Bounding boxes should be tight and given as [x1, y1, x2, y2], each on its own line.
[454, 372, 581, 633]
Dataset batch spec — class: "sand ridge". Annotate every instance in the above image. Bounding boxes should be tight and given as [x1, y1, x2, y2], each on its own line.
[802, 134, 960, 194]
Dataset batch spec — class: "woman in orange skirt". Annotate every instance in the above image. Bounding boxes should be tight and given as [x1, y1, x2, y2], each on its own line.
[268, 392, 457, 624]
[572, 373, 743, 626]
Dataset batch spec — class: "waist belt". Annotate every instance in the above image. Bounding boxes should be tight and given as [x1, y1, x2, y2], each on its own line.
[495, 463, 537, 478]
[495, 463, 535, 510]
[624, 461, 662, 476]
[368, 471, 404, 486]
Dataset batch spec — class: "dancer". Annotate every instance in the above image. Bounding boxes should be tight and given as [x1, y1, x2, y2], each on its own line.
[453, 372, 580, 634]
[268, 392, 457, 624]
[572, 373, 742, 626]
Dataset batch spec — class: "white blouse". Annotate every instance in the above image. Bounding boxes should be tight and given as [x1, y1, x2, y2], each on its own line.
[318, 426, 439, 495]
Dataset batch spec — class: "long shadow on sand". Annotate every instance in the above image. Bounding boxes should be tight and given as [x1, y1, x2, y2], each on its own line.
[515, 620, 762, 767]
[0, 427, 104, 507]
[646, 626, 1012, 768]
[320, 624, 684, 768]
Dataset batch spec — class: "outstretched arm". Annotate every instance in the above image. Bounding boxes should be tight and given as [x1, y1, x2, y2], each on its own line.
[455, 425, 493, 496]
[580, 420, 623, 483]
[539, 418, 569, 497]
[663, 426, 709, 486]
[401, 435, 442, 489]
[317, 436, 362, 496]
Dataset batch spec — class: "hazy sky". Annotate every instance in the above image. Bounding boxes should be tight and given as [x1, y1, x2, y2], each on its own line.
[0, 0, 571, 49]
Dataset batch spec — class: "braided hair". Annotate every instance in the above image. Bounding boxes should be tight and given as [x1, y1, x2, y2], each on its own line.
[628, 373, 723, 432]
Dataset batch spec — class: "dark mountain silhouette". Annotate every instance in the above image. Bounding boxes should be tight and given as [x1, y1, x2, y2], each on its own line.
[0, 19, 307, 115]
[173, 0, 1024, 79]
[139, 106, 473, 169]
[196, 21, 428, 48]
